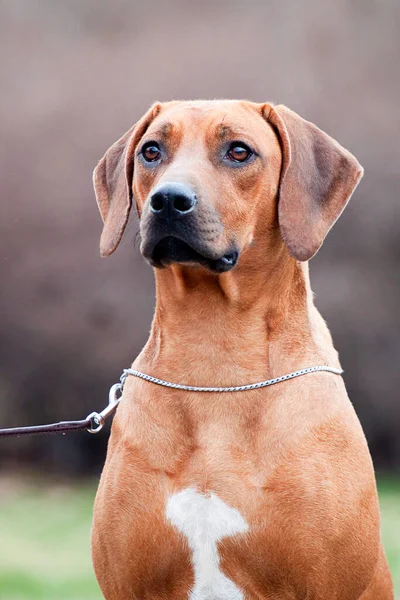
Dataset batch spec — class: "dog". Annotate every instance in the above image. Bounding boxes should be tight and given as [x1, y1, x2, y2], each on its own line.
[91, 100, 393, 599]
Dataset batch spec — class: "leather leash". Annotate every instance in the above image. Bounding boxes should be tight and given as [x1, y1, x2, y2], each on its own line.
[0, 383, 122, 438]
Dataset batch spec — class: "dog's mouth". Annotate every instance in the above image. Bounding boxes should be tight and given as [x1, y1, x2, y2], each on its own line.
[147, 236, 238, 273]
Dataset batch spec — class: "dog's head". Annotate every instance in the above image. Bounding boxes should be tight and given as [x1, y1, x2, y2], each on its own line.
[93, 100, 363, 271]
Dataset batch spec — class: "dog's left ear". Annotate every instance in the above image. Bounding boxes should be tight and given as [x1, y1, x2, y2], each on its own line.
[264, 104, 363, 261]
[93, 103, 161, 257]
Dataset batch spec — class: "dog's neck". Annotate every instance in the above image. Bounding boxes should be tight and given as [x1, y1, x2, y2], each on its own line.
[137, 251, 339, 386]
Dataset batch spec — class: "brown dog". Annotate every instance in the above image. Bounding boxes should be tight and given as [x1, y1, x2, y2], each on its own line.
[91, 101, 393, 599]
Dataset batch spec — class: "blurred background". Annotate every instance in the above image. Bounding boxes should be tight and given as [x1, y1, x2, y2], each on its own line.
[0, 0, 399, 598]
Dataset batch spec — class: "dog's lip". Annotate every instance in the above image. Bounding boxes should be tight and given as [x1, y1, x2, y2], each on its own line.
[143, 235, 239, 273]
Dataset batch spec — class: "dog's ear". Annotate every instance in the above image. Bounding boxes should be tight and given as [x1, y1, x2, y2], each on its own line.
[93, 103, 161, 257]
[264, 104, 363, 261]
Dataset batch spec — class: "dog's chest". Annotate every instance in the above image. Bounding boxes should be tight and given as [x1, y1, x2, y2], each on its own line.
[166, 487, 248, 600]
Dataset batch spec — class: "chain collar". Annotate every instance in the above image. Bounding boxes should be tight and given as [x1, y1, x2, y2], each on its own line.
[120, 365, 343, 393]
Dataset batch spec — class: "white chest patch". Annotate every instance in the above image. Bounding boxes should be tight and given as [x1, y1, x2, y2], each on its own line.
[166, 487, 248, 600]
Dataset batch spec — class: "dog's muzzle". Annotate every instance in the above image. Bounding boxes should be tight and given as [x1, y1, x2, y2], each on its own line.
[140, 183, 239, 273]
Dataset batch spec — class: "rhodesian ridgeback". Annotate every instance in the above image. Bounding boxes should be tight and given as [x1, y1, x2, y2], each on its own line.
[91, 100, 393, 599]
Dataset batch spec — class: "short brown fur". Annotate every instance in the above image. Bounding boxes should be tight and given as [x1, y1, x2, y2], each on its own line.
[92, 100, 393, 599]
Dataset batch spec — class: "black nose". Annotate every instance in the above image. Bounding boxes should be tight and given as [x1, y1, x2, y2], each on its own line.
[149, 183, 197, 219]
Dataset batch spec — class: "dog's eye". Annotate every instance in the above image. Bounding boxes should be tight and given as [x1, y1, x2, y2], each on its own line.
[142, 143, 161, 162]
[226, 143, 252, 163]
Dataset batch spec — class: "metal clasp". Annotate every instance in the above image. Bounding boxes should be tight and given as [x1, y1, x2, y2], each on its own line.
[86, 383, 122, 434]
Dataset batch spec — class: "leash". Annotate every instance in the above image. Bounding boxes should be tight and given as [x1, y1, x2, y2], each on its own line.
[0, 384, 122, 438]
[0, 365, 342, 438]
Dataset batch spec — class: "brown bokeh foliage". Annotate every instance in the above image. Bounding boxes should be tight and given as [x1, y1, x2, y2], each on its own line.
[0, 0, 399, 473]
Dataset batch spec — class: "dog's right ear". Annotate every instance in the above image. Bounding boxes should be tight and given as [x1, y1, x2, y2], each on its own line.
[93, 103, 161, 257]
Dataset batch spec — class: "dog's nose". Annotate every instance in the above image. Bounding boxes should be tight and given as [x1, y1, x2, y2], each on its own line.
[149, 183, 197, 219]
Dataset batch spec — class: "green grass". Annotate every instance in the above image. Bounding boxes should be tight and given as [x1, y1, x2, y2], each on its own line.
[379, 477, 400, 595]
[0, 477, 101, 600]
[0, 476, 399, 599]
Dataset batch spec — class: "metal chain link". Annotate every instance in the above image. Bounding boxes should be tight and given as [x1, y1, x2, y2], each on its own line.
[120, 365, 343, 393]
